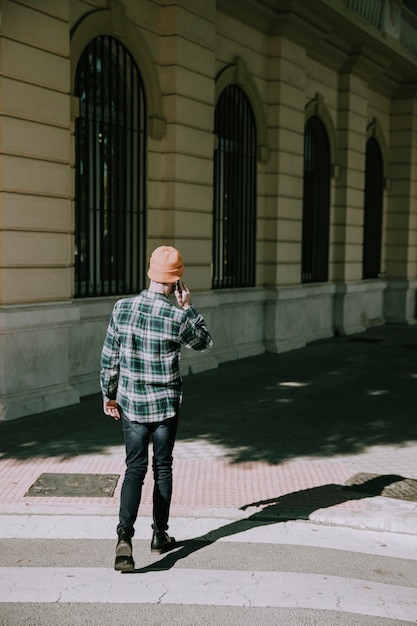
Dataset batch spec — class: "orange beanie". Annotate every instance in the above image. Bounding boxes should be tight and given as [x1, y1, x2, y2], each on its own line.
[147, 246, 184, 283]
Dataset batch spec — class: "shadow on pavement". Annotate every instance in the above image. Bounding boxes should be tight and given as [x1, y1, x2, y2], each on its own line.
[180, 330, 417, 463]
[0, 327, 417, 463]
[0, 394, 122, 460]
[131, 475, 404, 573]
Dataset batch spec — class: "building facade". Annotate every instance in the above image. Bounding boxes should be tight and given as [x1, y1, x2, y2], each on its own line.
[1, 0, 417, 420]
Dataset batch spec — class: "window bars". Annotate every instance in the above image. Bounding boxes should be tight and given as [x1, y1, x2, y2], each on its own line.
[213, 85, 257, 289]
[74, 35, 147, 298]
[302, 116, 331, 283]
[363, 137, 384, 279]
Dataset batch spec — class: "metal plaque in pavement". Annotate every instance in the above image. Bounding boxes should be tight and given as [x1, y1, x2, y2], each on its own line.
[25, 473, 120, 497]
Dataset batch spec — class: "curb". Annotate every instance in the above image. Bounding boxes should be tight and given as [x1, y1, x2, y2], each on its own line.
[1, 498, 416, 536]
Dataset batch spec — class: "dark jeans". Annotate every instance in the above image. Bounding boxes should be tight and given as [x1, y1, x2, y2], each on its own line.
[117, 413, 178, 536]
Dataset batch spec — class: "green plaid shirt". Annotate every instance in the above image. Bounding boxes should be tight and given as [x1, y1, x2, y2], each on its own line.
[100, 290, 213, 422]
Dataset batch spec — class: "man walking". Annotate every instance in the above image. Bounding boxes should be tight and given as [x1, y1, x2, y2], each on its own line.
[100, 245, 213, 571]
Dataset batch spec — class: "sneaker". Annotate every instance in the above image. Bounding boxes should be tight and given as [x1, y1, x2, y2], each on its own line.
[115, 528, 135, 571]
[151, 530, 176, 554]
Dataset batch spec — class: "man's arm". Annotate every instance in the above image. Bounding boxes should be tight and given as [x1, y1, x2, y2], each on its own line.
[175, 281, 213, 351]
[100, 309, 121, 420]
[103, 398, 120, 420]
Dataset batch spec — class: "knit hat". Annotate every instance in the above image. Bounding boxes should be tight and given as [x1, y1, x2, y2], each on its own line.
[147, 245, 184, 283]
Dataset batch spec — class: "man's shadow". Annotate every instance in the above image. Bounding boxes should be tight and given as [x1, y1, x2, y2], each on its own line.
[128, 474, 404, 574]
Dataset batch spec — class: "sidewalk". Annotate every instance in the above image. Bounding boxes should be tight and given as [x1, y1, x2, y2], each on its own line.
[1, 323, 417, 535]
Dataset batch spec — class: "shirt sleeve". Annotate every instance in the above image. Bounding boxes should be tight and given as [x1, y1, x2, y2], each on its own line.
[100, 307, 120, 400]
[178, 306, 213, 351]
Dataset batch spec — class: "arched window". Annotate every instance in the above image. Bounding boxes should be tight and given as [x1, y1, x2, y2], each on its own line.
[74, 35, 147, 297]
[363, 137, 384, 279]
[302, 116, 331, 283]
[213, 85, 257, 289]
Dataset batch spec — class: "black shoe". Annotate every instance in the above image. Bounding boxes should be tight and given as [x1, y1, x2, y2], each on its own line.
[151, 530, 176, 554]
[115, 528, 135, 571]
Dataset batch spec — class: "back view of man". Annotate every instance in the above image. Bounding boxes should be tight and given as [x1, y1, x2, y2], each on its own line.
[100, 245, 213, 571]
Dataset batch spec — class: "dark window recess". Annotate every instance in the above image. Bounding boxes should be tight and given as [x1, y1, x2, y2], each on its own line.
[74, 35, 147, 298]
[213, 85, 257, 289]
[363, 137, 384, 279]
[302, 115, 331, 283]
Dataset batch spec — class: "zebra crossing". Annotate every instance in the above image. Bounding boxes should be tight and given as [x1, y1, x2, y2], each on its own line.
[0, 514, 416, 624]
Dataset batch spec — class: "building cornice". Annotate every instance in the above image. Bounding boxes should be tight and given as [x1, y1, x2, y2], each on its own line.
[217, 0, 417, 90]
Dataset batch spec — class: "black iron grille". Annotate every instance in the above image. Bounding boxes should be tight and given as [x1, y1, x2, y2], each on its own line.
[302, 115, 331, 283]
[363, 137, 384, 279]
[213, 85, 257, 289]
[74, 35, 147, 298]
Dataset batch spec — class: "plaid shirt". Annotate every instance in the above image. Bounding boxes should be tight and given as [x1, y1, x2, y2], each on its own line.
[100, 290, 213, 422]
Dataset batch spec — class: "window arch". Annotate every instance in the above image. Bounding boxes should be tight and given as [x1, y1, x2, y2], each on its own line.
[363, 137, 384, 279]
[215, 57, 269, 163]
[70, 7, 166, 139]
[302, 115, 331, 283]
[213, 85, 257, 289]
[74, 35, 147, 297]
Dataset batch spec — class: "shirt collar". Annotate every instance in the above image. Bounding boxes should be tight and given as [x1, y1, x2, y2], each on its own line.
[143, 289, 169, 301]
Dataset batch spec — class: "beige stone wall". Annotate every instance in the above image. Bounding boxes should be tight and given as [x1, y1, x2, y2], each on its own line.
[388, 94, 417, 279]
[0, 0, 72, 304]
[148, 0, 216, 291]
[335, 71, 368, 283]
[367, 90, 391, 276]
[265, 37, 305, 287]
[3, 0, 414, 302]
[1, 0, 417, 302]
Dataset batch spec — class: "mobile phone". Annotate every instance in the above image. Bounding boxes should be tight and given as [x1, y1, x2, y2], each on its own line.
[175, 280, 181, 292]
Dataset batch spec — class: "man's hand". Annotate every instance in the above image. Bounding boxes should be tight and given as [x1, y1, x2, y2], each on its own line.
[174, 280, 191, 310]
[103, 399, 120, 420]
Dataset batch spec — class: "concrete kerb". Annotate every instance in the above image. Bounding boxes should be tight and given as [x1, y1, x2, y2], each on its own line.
[1, 499, 417, 537]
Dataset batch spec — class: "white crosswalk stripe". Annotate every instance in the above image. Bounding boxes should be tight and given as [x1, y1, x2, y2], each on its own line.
[1, 567, 416, 622]
[0, 515, 416, 624]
